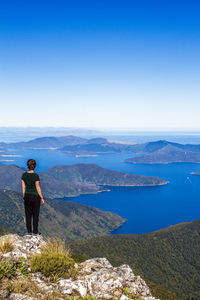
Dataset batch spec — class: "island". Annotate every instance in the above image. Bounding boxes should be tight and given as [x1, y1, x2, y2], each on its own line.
[190, 171, 200, 175]
[125, 141, 200, 164]
[3, 136, 200, 161]
[4, 135, 88, 150]
[1, 135, 137, 153]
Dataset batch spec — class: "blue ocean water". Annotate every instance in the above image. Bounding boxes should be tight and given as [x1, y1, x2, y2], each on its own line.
[71, 163, 200, 234]
[2, 146, 200, 234]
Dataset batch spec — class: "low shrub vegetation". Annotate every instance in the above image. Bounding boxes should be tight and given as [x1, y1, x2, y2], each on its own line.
[0, 258, 28, 279]
[0, 261, 15, 279]
[122, 288, 143, 299]
[30, 238, 75, 280]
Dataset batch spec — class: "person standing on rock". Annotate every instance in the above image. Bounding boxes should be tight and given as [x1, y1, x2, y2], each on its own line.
[21, 159, 45, 235]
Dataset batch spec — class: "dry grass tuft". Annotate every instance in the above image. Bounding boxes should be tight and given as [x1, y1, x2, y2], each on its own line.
[1, 277, 67, 299]
[2, 277, 40, 297]
[0, 237, 14, 254]
[42, 238, 71, 256]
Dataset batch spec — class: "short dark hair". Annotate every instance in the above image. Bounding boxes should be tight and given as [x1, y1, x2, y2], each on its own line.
[27, 159, 37, 170]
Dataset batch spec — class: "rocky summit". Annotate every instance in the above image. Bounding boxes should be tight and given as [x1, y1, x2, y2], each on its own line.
[0, 234, 159, 300]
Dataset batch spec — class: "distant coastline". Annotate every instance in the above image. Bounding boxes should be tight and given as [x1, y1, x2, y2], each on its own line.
[0, 154, 22, 157]
[75, 154, 98, 157]
[0, 159, 14, 162]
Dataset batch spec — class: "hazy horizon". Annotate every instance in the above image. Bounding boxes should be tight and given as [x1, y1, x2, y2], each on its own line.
[2, 126, 200, 134]
[2, 126, 200, 145]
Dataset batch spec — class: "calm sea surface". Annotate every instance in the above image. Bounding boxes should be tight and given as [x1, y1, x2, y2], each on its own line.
[1, 134, 200, 234]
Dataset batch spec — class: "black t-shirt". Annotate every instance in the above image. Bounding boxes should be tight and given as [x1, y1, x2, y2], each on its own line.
[21, 172, 40, 195]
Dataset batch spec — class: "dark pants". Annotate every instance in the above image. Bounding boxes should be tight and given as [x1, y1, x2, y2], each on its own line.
[24, 193, 41, 234]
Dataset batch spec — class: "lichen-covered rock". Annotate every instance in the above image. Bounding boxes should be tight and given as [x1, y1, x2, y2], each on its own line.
[78, 257, 113, 273]
[31, 272, 58, 294]
[0, 234, 46, 259]
[58, 278, 87, 297]
[56, 257, 158, 299]
[74, 258, 155, 299]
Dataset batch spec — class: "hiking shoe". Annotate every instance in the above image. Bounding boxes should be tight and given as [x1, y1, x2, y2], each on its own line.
[33, 232, 41, 236]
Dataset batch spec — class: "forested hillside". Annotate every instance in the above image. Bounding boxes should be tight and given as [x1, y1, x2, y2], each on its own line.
[70, 220, 200, 299]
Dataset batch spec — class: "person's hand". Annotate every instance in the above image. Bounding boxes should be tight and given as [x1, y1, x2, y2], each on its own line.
[41, 198, 45, 205]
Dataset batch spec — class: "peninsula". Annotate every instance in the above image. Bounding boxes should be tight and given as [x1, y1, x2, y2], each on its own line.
[0, 163, 168, 199]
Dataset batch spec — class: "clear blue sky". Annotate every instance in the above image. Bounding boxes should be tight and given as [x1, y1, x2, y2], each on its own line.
[1, 0, 200, 130]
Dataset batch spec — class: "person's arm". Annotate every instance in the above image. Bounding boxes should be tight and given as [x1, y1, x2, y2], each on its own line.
[21, 180, 25, 199]
[35, 181, 45, 204]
